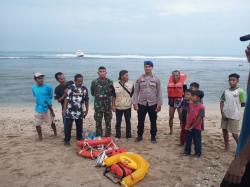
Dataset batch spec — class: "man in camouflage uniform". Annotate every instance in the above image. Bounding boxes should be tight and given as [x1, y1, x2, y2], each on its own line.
[91, 66, 115, 137]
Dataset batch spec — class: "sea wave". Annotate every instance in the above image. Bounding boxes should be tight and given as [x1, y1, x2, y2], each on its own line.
[0, 53, 246, 61]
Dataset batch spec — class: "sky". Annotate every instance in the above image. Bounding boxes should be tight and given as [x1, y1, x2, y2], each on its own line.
[0, 0, 250, 55]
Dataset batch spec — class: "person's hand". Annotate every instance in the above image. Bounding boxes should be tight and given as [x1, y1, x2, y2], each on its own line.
[155, 105, 161, 112]
[133, 104, 139, 111]
[185, 126, 192, 131]
[223, 155, 248, 184]
[245, 44, 250, 63]
[112, 106, 116, 112]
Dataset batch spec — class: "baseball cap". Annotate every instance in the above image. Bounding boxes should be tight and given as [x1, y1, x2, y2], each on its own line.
[34, 72, 45, 78]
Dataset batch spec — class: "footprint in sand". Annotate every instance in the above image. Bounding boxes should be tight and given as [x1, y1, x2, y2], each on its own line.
[11, 168, 26, 177]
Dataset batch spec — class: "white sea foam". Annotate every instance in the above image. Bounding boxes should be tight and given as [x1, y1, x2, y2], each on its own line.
[0, 53, 246, 61]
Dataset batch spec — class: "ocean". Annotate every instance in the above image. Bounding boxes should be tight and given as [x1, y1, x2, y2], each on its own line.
[0, 51, 248, 106]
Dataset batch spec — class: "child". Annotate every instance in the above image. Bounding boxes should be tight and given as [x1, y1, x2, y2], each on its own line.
[190, 82, 205, 131]
[180, 89, 192, 145]
[190, 82, 200, 91]
[62, 74, 89, 146]
[184, 90, 205, 157]
[32, 73, 57, 140]
[220, 73, 246, 150]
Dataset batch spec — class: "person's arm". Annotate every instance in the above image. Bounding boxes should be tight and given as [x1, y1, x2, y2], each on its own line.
[48, 86, 55, 117]
[239, 88, 246, 107]
[90, 80, 95, 96]
[62, 99, 68, 117]
[58, 93, 67, 103]
[131, 85, 135, 96]
[84, 101, 89, 118]
[156, 78, 162, 112]
[133, 79, 140, 111]
[62, 89, 70, 116]
[220, 91, 226, 119]
[62, 88, 69, 101]
[48, 105, 55, 117]
[224, 138, 250, 184]
[112, 96, 116, 112]
[83, 88, 89, 117]
[183, 84, 188, 98]
[110, 81, 116, 112]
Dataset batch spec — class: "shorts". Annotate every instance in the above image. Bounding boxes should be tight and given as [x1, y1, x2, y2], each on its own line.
[221, 118, 240, 134]
[168, 97, 183, 108]
[34, 112, 52, 126]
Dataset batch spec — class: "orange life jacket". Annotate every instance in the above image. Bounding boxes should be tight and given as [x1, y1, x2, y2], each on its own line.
[110, 163, 133, 179]
[167, 73, 186, 98]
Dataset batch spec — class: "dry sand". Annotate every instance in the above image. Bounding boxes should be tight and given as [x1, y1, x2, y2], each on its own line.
[0, 104, 239, 187]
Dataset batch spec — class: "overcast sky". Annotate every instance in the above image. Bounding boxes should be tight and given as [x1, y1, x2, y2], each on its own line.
[1, 0, 250, 55]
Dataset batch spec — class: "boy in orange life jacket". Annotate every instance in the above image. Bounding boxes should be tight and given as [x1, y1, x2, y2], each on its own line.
[180, 89, 192, 145]
[167, 70, 187, 135]
[184, 90, 205, 157]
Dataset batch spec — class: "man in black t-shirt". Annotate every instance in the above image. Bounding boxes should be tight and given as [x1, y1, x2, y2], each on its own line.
[54, 72, 74, 109]
[54, 72, 74, 127]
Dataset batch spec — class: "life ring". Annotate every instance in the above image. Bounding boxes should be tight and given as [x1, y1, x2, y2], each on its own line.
[77, 137, 113, 148]
[79, 147, 127, 159]
[104, 152, 150, 187]
[120, 156, 137, 170]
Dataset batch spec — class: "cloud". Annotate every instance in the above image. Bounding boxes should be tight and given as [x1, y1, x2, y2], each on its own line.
[153, 0, 250, 15]
[0, 0, 249, 54]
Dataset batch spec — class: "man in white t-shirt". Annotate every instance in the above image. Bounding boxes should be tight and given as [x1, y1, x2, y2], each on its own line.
[220, 73, 246, 151]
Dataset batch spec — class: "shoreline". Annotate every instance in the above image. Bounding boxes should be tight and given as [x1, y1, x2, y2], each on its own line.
[0, 104, 240, 187]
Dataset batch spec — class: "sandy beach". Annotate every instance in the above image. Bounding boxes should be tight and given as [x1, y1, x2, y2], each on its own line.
[0, 104, 239, 187]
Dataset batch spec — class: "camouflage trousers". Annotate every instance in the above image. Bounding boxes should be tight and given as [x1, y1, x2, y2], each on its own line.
[94, 110, 112, 137]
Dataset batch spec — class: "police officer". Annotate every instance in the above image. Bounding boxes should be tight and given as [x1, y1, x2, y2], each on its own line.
[133, 61, 162, 143]
[91, 66, 115, 137]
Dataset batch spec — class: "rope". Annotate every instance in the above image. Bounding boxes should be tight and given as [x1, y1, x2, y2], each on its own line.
[80, 138, 119, 159]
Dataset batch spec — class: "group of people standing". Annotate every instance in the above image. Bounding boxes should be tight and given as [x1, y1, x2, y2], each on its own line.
[32, 60, 206, 157]
[31, 44, 250, 186]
